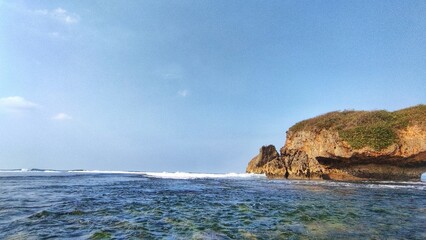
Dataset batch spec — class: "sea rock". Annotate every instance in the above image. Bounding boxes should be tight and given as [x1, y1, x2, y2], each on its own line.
[282, 127, 426, 180]
[247, 105, 426, 181]
[246, 145, 286, 178]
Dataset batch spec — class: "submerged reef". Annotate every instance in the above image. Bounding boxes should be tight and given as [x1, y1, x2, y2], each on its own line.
[247, 105, 426, 181]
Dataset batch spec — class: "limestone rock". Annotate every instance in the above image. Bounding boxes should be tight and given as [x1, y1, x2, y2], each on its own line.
[281, 128, 426, 180]
[281, 149, 323, 179]
[246, 105, 426, 181]
[246, 145, 286, 177]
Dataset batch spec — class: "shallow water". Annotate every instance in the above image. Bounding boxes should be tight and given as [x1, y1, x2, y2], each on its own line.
[0, 171, 425, 239]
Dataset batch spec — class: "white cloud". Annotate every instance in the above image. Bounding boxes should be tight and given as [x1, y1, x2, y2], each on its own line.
[49, 32, 60, 37]
[178, 89, 189, 97]
[52, 113, 72, 121]
[52, 8, 79, 24]
[0, 97, 72, 120]
[32, 7, 79, 24]
[0, 96, 39, 111]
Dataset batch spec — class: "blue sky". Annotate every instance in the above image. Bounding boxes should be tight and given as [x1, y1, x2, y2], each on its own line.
[1, 0, 425, 172]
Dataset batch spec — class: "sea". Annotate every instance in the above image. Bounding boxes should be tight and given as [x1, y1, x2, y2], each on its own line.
[0, 169, 425, 239]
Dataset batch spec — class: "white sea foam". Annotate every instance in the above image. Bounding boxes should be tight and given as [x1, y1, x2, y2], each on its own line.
[0, 169, 61, 173]
[66, 170, 265, 179]
[290, 179, 426, 191]
[67, 170, 142, 174]
[142, 172, 266, 179]
[0, 169, 25, 173]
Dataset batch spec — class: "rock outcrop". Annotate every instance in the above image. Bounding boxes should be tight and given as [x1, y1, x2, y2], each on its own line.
[246, 145, 286, 178]
[247, 105, 426, 181]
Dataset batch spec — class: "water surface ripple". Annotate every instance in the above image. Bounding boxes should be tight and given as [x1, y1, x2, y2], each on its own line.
[0, 172, 425, 239]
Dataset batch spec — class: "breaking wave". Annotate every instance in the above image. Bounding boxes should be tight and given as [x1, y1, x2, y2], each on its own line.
[142, 172, 266, 179]
[0, 168, 61, 173]
[67, 170, 265, 179]
[67, 170, 142, 174]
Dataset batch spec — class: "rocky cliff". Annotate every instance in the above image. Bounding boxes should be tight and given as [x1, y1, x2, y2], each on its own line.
[247, 105, 426, 181]
[246, 145, 287, 178]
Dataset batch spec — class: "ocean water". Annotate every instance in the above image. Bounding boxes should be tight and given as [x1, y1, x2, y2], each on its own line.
[0, 170, 425, 239]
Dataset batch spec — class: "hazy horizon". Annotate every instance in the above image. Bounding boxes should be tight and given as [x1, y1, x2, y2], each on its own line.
[1, 0, 425, 172]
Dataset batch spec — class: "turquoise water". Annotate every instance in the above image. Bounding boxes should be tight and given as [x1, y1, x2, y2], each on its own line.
[0, 171, 425, 239]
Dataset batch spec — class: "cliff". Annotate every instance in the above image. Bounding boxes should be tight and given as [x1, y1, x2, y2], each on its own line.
[247, 105, 426, 181]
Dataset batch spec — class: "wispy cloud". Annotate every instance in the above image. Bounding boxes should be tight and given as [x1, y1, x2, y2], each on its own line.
[156, 64, 184, 80]
[52, 113, 72, 121]
[0, 96, 39, 112]
[52, 8, 79, 24]
[49, 32, 60, 38]
[178, 89, 189, 97]
[32, 7, 79, 24]
[0, 97, 73, 121]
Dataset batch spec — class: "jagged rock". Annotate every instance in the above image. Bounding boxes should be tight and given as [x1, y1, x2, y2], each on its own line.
[281, 149, 323, 179]
[247, 105, 426, 181]
[246, 145, 286, 177]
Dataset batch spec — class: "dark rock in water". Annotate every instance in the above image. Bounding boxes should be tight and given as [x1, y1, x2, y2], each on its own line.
[247, 105, 426, 181]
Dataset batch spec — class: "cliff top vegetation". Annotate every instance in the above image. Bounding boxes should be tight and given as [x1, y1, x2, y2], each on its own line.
[289, 104, 426, 150]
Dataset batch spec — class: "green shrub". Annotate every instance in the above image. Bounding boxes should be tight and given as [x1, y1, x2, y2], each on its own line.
[288, 105, 426, 150]
[339, 124, 397, 150]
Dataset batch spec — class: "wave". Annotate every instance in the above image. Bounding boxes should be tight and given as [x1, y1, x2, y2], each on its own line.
[0, 169, 265, 179]
[67, 170, 266, 179]
[295, 179, 426, 191]
[67, 170, 142, 174]
[5, 168, 423, 183]
[0, 168, 62, 173]
[141, 172, 266, 179]
[0, 169, 25, 173]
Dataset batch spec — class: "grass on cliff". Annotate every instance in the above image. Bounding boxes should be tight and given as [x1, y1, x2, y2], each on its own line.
[289, 104, 426, 150]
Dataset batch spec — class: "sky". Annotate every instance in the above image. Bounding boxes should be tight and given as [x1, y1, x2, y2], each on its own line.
[1, 0, 425, 172]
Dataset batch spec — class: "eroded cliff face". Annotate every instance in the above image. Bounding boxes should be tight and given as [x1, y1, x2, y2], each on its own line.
[247, 125, 426, 181]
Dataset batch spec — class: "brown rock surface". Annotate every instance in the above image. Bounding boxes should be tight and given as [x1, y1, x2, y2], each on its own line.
[281, 128, 426, 180]
[246, 105, 426, 181]
[246, 145, 286, 178]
